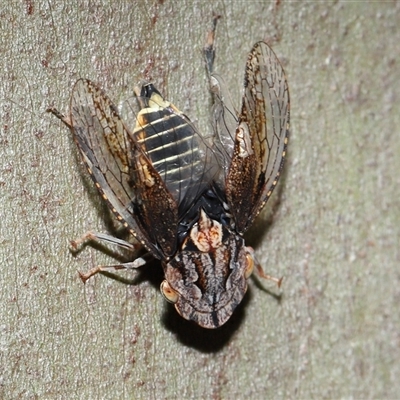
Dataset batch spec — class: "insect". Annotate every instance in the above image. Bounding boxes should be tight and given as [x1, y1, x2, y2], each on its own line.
[48, 29, 290, 329]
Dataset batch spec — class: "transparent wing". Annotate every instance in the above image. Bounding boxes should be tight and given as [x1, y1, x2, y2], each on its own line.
[69, 79, 163, 257]
[208, 73, 238, 181]
[69, 79, 221, 258]
[225, 41, 290, 233]
[123, 88, 220, 219]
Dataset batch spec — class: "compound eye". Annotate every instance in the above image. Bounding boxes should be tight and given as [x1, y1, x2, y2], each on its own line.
[160, 280, 179, 304]
[244, 251, 255, 279]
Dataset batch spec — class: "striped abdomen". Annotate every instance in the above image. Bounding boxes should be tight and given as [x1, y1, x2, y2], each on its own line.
[133, 90, 206, 208]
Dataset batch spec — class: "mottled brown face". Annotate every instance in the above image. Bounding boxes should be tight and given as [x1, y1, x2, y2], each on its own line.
[160, 210, 254, 329]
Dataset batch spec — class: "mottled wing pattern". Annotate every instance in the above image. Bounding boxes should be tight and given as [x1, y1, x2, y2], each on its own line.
[69, 79, 162, 257]
[225, 42, 290, 233]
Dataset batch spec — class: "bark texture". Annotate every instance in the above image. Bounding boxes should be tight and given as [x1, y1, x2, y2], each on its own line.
[1, 1, 399, 398]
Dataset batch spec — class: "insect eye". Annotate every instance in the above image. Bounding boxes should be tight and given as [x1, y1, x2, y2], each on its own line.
[244, 251, 255, 279]
[160, 280, 179, 304]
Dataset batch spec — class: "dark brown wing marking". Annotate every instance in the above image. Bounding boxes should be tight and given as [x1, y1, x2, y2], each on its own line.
[69, 79, 175, 258]
[225, 42, 290, 233]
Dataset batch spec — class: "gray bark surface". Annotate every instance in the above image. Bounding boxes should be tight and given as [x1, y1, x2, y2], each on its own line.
[1, 1, 399, 398]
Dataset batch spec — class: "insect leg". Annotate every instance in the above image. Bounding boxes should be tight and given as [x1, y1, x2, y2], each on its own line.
[47, 106, 72, 129]
[204, 13, 221, 75]
[78, 252, 153, 283]
[69, 231, 152, 283]
[246, 246, 283, 288]
[70, 231, 140, 252]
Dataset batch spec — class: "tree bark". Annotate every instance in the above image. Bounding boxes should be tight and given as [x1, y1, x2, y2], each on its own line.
[1, 1, 399, 398]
